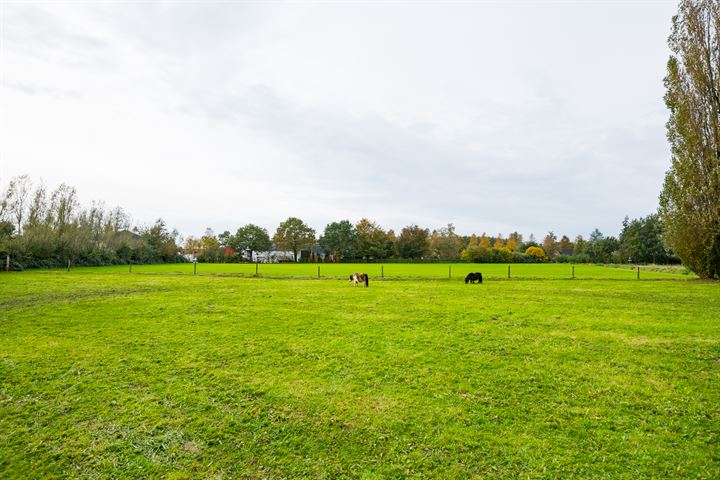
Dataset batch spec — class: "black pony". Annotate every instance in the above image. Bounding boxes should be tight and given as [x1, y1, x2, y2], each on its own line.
[464, 272, 483, 284]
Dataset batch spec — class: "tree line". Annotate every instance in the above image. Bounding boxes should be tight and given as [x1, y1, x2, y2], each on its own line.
[188, 214, 675, 265]
[0, 176, 183, 269]
[0, 175, 685, 270]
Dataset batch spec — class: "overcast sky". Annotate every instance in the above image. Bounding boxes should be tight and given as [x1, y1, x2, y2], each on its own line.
[1, 0, 678, 240]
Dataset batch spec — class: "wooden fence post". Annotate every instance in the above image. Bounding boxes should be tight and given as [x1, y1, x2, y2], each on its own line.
[194, 261, 197, 275]
[508, 265, 511, 279]
[449, 265, 452, 279]
[129, 261, 132, 273]
[67, 259, 70, 272]
[317, 265, 320, 278]
[637, 265, 640, 280]
[5, 255, 9, 272]
[572, 265, 575, 279]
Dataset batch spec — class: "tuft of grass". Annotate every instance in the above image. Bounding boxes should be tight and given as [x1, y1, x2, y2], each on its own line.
[0, 272, 718, 478]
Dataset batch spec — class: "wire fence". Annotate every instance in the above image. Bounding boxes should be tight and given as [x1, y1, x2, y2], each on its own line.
[3, 257, 695, 281]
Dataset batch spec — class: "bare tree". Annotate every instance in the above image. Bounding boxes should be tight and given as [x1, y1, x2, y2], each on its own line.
[49, 183, 78, 233]
[6, 175, 32, 235]
[0, 180, 9, 222]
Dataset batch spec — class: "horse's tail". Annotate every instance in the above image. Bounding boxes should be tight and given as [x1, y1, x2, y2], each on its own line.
[364, 273, 369, 287]
[478, 272, 483, 284]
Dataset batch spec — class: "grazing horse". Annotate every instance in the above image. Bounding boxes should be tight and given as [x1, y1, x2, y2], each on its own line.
[464, 272, 483, 284]
[349, 273, 369, 287]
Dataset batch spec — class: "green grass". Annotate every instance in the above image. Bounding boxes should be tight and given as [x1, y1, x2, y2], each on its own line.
[61, 262, 695, 280]
[1, 271, 718, 478]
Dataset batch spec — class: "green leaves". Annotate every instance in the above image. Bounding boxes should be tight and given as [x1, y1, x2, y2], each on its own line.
[661, 0, 720, 278]
[319, 220, 357, 259]
[272, 217, 316, 261]
[232, 224, 272, 258]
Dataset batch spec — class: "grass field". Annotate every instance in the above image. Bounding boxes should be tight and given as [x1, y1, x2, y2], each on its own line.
[62, 262, 694, 280]
[1, 270, 718, 478]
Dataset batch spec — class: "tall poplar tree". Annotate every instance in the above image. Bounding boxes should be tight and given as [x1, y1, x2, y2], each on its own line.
[660, 0, 720, 278]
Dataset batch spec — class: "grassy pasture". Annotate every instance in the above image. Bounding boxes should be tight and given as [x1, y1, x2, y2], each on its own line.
[64, 262, 694, 280]
[0, 271, 718, 478]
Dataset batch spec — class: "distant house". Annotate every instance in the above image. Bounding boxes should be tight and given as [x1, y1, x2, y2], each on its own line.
[251, 250, 296, 263]
[249, 246, 327, 263]
[247, 244, 326, 263]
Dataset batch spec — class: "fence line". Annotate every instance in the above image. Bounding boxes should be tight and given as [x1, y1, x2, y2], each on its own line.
[6, 261, 692, 280]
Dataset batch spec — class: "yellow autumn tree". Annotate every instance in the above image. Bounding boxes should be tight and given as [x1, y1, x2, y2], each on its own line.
[480, 233, 490, 248]
[493, 234, 504, 249]
[508, 231, 523, 245]
[525, 246, 548, 262]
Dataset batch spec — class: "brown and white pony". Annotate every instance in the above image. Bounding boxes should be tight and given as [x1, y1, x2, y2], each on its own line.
[349, 273, 369, 287]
